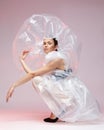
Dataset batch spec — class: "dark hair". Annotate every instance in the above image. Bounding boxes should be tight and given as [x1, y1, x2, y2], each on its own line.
[52, 38, 58, 46]
[52, 38, 58, 51]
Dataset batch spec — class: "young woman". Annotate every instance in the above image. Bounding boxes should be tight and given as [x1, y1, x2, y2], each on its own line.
[6, 38, 101, 123]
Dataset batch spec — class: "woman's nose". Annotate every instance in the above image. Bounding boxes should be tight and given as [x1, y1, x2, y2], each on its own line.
[44, 44, 48, 47]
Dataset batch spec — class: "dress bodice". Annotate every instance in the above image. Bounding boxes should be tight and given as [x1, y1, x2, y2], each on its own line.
[45, 51, 70, 70]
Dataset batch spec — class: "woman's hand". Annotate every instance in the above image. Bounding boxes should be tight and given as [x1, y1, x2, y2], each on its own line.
[6, 84, 15, 102]
[20, 50, 30, 60]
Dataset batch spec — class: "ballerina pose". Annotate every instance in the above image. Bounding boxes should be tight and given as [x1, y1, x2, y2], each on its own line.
[6, 38, 101, 123]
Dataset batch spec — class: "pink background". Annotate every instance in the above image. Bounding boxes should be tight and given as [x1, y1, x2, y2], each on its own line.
[0, 0, 104, 113]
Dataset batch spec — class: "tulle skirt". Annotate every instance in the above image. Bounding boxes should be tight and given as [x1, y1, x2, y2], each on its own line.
[32, 70, 101, 122]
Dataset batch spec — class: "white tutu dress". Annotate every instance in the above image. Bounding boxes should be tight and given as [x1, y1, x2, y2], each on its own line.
[32, 51, 101, 123]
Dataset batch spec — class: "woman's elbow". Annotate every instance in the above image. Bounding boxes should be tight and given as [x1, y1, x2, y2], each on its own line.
[28, 71, 35, 78]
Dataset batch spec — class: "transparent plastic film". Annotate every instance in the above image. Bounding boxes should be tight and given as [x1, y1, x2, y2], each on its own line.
[13, 14, 81, 73]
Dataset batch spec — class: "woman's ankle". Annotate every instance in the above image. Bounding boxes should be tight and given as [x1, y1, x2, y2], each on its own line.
[50, 112, 56, 119]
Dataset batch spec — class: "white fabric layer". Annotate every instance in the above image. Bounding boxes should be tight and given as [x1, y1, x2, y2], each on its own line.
[32, 51, 101, 122]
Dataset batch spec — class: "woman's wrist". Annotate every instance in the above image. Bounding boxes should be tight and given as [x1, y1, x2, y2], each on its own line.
[20, 58, 25, 63]
[20, 57, 24, 61]
[19, 55, 25, 61]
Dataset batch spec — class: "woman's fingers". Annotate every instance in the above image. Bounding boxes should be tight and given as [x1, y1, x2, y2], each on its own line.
[6, 93, 10, 102]
[23, 50, 30, 55]
[20, 50, 30, 60]
[6, 87, 14, 102]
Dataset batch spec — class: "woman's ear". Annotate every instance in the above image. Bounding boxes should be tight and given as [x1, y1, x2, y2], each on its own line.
[55, 45, 58, 51]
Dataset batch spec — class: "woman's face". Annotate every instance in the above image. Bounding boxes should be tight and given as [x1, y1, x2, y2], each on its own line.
[43, 38, 57, 54]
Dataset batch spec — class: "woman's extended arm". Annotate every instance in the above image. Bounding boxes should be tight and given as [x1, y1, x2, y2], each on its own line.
[6, 57, 64, 102]
[6, 73, 34, 102]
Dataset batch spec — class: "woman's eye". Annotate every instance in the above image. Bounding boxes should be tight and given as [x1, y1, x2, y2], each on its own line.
[48, 42, 52, 45]
[43, 42, 46, 45]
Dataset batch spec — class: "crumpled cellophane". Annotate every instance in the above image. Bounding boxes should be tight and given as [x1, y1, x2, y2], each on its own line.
[13, 14, 81, 73]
